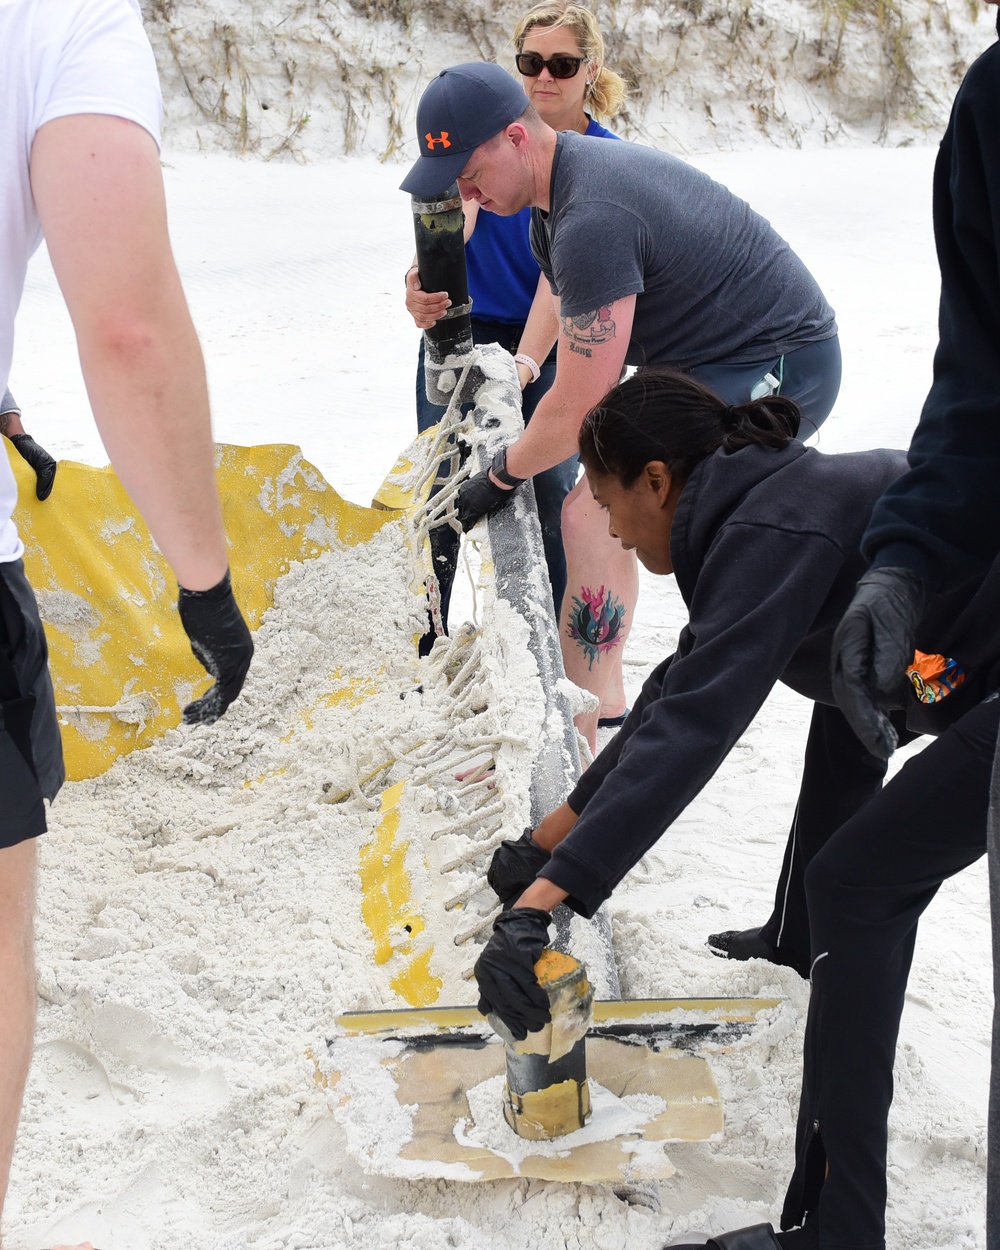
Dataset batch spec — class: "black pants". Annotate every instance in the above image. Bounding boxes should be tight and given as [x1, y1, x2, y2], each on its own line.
[781, 692, 1000, 1248]
[758, 702, 915, 977]
[0, 559, 63, 846]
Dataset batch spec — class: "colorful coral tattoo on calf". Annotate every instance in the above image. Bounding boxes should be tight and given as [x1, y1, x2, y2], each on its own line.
[566, 585, 627, 670]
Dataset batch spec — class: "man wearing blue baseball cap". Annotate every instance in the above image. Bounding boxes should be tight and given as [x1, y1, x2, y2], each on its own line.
[405, 66, 852, 957]
[403, 63, 841, 492]
[404, 59, 843, 718]
[401, 62, 533, 198]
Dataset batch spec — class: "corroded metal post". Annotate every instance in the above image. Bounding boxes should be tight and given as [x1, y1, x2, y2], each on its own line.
[490, 949, 594, 1140]
[410, 183, 477, 406]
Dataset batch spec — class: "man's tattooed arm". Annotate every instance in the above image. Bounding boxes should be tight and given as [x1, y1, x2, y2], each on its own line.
[0, 411, 9, 437]
[559, 307, 617, 358]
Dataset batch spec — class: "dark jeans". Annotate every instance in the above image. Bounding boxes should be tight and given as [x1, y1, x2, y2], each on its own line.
[415, 320, 579, 648]
[689, 334, 843, 436]
[782, 693, 1000, 1248]
[757, 702, 915, 977]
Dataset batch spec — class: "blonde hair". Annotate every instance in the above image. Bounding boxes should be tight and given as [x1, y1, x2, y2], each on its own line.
[512, 1, 629, 122]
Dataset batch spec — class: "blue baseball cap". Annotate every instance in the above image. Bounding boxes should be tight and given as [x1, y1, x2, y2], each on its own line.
[400, 62, 529, 198]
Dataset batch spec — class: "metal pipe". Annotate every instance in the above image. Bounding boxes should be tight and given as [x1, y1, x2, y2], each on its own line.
[473, 346, 622, 1002]
[492, 949, 594, 1140]
[410, 185, 478, 406]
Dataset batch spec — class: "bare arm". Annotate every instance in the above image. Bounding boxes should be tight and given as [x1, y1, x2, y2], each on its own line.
[514, 273, 559, 390]
[506, 803, 573, 912]
[30, 115, 227, 591]
[504, 294, 635, 480]
[513, 877, 568, 912]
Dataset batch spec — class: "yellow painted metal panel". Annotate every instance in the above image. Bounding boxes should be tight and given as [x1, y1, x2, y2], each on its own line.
[6, 440, 396, 779]
[359, 781, 443, 1007]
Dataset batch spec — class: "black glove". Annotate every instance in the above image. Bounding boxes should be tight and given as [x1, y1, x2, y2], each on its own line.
[9, 433, 57, 501]
[177, 570, 254, 725]
[487, 828, 551, 907]
[831, 566, 926, 759]
[455, 470, 518, 532]
[474, 907, 552, 1041]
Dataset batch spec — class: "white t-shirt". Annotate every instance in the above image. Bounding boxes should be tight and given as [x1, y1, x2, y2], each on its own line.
[0, 0, 162, 562]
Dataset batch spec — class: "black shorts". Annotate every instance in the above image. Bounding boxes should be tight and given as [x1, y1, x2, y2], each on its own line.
[0, 558, 64, 848]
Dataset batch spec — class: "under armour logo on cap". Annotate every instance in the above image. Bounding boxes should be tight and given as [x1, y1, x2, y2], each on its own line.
[401, 62, 530, 198]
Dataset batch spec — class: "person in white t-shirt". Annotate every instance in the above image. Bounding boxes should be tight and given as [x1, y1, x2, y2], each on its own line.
[1, 388, 57, 500]
[0, 2, 254, 1243]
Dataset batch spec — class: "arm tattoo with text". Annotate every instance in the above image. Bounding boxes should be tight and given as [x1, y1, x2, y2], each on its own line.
[560, 307, 616, 358]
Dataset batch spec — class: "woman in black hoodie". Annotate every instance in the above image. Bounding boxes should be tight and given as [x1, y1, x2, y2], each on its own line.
[481, 368, 998, 970]
[474, 366, 1000, 1250]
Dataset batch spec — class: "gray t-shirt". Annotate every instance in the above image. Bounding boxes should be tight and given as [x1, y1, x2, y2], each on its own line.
[530, 132, 837, 369]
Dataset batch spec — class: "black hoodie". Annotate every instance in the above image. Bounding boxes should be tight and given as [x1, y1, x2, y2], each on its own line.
[863, 13, 1000, 589]
[538, 440, 1000, 918]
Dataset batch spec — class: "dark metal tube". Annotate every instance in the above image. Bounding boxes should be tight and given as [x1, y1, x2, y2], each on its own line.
[496, 950, 594, 1140]
[411, 184, 476, 405]
[410, 184, 472, 358]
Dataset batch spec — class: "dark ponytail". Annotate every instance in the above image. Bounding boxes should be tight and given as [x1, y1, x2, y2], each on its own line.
[579, 367, 801, 487]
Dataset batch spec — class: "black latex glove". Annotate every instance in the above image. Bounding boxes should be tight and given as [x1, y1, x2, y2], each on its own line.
[487, 828, 551, 907]
[474, 907, 552, 1041]
[831, 566, 926, 759]
[9, 433, 57, 501]
[177, 570, 254, 725]
[455, 470, 519, 532]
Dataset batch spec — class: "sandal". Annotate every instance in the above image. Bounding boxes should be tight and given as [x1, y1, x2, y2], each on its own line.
[597, 706, 630, 729]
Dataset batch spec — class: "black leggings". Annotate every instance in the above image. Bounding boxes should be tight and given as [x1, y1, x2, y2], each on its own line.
[782, 693, 1000, 1248]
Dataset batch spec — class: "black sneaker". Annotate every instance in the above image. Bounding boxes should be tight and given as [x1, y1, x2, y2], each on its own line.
[707, 926, 808, 978]
[707, 925, 778, 963]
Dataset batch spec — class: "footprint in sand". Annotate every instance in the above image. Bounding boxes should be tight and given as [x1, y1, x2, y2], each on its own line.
[32, 1038, 136, 1126]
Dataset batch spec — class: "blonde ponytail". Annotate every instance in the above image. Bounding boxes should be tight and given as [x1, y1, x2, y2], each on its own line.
[587, 63, 628, 121]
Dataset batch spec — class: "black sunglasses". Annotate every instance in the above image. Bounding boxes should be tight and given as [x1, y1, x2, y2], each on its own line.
[515, 52, 587, 79]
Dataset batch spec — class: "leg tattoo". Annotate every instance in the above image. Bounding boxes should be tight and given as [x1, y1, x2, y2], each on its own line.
[566, 585, 626, 670]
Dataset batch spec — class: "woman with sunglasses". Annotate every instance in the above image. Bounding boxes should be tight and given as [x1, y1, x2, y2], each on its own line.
[405, 1, 629, 671]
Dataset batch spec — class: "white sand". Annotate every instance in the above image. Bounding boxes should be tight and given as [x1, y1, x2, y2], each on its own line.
[2, 145, 990, 1249]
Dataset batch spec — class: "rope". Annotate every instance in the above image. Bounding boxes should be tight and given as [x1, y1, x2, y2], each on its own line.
[56, 693, 159, 731]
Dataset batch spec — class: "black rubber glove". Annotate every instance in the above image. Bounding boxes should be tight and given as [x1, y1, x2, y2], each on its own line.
[831, 566, 926, 759]
[9, 433, 57, 501]
[455, 470, 519, 532]
[177, 570, 254, 725]
[487, 828, 551, 907]
[474, 907, 552, 1041]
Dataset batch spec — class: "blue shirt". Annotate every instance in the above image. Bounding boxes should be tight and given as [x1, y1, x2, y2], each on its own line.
[465, 116, 618, 325]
